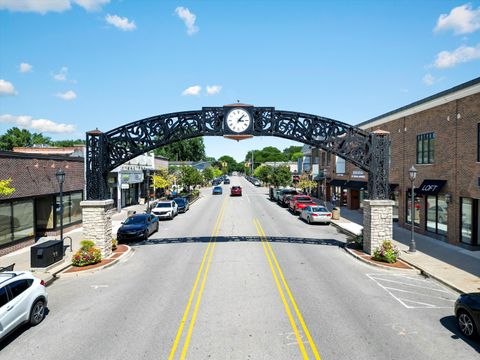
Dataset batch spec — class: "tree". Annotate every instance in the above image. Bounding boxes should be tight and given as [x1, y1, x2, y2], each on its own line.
[283, 146, 302, 160]
[297, 174, 317, 194]
[150, 169, 173, 191]
[244, 146, 287, 165]
[218, 155, 238, 174]
[0, 127, 51, 150]
[271, 166, 292, 187]
[202, 167, 215, 183]
[290, 151, 304, 161]
[212, 167, 223, 178]
[52, 139, 85, 147]
[154, 137, 206, 161]
[0, 178, 15, 196]
[178, 166, 203, 191]
[254, 165, 274, 184]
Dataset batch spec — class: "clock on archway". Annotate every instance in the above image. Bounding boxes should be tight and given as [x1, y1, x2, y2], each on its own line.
[223, 104, 254, 140]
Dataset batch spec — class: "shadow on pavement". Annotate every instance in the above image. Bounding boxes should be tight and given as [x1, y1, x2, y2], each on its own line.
[440, 315, 480, 353]
[127, 236, 345, 247]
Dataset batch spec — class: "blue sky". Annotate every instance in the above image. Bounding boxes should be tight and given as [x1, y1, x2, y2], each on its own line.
[1, 0, 479, 161]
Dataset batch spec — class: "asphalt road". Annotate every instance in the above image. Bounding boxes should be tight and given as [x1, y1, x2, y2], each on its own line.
[1, 176, 479, 359]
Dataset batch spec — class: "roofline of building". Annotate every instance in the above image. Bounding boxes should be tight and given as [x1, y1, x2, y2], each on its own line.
[0, 150, 84, 162]
[357, 76, 480, 129]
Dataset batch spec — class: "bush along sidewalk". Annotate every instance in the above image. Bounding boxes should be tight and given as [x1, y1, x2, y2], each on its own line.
[372, 240, 400, 264]
[72, 240, 102, 267]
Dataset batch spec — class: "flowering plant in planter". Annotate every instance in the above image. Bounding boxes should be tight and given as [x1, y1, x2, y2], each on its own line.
[72, 240, 102, 267]
[372, 240, 400, 264]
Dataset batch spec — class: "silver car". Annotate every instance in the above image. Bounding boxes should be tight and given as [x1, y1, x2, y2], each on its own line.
[151, 201, 178, 220]
[299, 205, 332, 224]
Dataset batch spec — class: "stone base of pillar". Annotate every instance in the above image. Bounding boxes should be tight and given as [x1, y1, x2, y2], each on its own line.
[363, 200, 394, 255]
[80, 199, 114, 258]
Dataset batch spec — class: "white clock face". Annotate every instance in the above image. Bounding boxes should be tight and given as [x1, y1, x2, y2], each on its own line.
[226, 108, 251, 133]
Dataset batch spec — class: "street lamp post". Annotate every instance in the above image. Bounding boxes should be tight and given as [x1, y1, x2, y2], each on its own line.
[146, 170, 150, 213]
[408, 166, 417, 253]
[55, 168, 65, 243]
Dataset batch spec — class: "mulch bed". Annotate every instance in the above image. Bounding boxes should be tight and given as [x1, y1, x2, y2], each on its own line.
[347, 245, 414, 269]
[64, 244, 129, 273]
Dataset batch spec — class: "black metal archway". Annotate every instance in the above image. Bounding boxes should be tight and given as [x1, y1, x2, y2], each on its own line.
[86, 105, 389, 201]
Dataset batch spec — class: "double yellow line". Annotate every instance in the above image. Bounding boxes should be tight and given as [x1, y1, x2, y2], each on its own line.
[254, 218, 321, 360]
[168, 196, 228, 360]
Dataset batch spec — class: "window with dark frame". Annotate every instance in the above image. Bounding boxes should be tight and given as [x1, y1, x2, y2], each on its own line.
[416, 132, 435, 164]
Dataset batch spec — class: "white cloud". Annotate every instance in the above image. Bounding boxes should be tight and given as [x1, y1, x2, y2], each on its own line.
[433, 44, 480, 68]
[19, 62, 33, 73]
[0, 114, 76, 133]
[422, 74, 435, 86]
[53, 66, 68, 81]
[175, 7, 199, 35]
[435, 4, 480, 35]
[0, 79, 18, 96]
[105, 14, 136, 31]
[0, 0, 109, 14]
[73, 0, 109, 12]
[182, 85, 202, 96]
[206, 85, 222, 95]
[56, 90, 77, 100]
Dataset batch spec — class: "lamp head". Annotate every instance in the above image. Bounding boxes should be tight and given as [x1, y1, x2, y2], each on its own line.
[408, 166, 417, 182]
[56, 168, 65, 184]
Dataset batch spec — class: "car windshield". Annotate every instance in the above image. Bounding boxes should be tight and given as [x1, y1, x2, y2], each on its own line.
[174, 199, 185, 205]
[124, 216, 146, 225]
[296, 197, 312, 202]
[214, 187, 221, 190]
[311, 207, 328, 212]
[156, 203, 172, 208]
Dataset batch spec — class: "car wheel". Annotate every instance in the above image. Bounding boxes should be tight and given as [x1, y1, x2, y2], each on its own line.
[457, 310, 477, 338]
[30, 299, 46, 326]
[155, 223, 159, 232]
[143, 230, 149, 240]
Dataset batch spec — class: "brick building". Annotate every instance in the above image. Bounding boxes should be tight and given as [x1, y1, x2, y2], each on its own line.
[0, 151, 84, 255]
[322, 77, 480, 249]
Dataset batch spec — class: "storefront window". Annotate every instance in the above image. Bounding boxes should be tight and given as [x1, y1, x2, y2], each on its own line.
[71, 192, 82, 223]
[0, 203, 12, 245]
[461, 198, 473, 244]
[12, 200, 34, 241]
[406, 193, 420, 226]
[390, 192, 399, 221]
[56, 192, 83, 227]
[426, 195, 448, 235]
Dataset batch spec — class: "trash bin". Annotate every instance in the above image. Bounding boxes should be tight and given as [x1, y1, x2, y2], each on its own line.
[332, 207, 340, 220]
[31, 240, 63, 268]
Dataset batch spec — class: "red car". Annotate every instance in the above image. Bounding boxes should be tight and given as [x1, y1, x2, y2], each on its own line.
[230, 186, 242, 196]
[289, 195, 316, 214]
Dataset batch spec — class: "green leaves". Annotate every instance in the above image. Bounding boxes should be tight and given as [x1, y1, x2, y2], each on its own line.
[0, 178, 15, 196]
[154, 137, 206, 161]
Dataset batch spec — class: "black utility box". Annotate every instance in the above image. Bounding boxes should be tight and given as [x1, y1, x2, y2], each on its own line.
[31, 240, 63, 268]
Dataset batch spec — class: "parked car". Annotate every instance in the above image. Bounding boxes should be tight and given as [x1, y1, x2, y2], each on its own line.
[253, 179, 261, 186]
[173, 197, 190, 213]
[151, 200, 178, 220]
[278, 189, 299, 206]
[289, 195, 316, 214]
[455, 292, 480, 339]
[212, 186, 223, 195]
[299, 205, 332, 224]
[0, 271, 48, 340]
[117, 213, 159, 242]
[230, 186, 242, 196]
[224, 178, 230, 185]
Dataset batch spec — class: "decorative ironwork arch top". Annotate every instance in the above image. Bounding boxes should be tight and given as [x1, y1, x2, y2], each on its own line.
[86, 106, 389, 201]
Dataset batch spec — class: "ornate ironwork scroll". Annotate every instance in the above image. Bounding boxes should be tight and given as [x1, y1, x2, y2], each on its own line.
[86, 106, 389, 200]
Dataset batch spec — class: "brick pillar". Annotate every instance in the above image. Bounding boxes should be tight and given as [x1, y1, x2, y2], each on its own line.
[80, 200, 114, 258]
[363, 199, 394, 254]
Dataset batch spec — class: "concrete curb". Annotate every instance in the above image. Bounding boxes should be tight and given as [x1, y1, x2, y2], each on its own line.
[55, 245, 133, 279]
[330, 221, 358, 238]
[343, 246, 418, 272]
[396, 254, 464, 294]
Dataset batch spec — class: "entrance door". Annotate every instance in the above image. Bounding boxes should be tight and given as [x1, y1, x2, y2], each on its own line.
[35, 196, 54, 236]
[350, 190, 360, 209]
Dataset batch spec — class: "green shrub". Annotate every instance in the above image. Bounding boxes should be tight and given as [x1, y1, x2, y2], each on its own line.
[372, 240, 400, 263]
[72, 240, 102, 267]
[112, 238, 118, 251]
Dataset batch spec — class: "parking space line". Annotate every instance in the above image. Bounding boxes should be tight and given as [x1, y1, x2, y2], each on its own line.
[370, 277, 453, 294]
[382, 286, 456, 301]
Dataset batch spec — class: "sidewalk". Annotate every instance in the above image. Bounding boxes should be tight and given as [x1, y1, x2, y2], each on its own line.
[323, 202, 480, 294]
[0, 203, 147, 285]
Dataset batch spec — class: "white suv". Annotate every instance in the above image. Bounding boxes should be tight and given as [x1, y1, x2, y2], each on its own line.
[151, 200, 178, 220]
[0, 271, 48, 340]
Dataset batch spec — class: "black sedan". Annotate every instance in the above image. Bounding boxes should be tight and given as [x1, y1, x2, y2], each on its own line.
[173, 197, 190, 213]
[117, 213, 159, 242]
[455, 292, 480, 339]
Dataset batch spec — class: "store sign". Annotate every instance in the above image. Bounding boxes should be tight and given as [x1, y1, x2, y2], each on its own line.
[121, 172, 144, 184]
[352, 170, 365, 178]
[121, 183, 130, 189]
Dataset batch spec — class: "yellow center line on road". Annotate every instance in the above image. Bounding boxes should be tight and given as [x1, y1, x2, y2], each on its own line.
[168, 196, 229, 360]
[254, 218, 322, 360]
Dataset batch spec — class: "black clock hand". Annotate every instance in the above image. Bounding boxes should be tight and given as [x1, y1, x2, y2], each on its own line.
[237, 115, 245, 123]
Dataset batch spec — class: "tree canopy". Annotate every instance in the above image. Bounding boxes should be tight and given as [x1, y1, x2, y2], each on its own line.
[0, 127, 85, 151]
[154, 138, 206, 161]
[0, 178, 15, 196]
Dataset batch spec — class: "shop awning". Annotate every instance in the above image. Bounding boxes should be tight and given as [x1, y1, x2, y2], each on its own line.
[390, 184, 399, 191]
[344, 181, 367, 190]
[329, 179, 347, 187]
[416, 180, 447, 195]
[313, 174, 325, 181]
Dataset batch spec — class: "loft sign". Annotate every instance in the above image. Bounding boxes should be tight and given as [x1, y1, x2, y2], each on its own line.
[421, 184, 438, 193]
